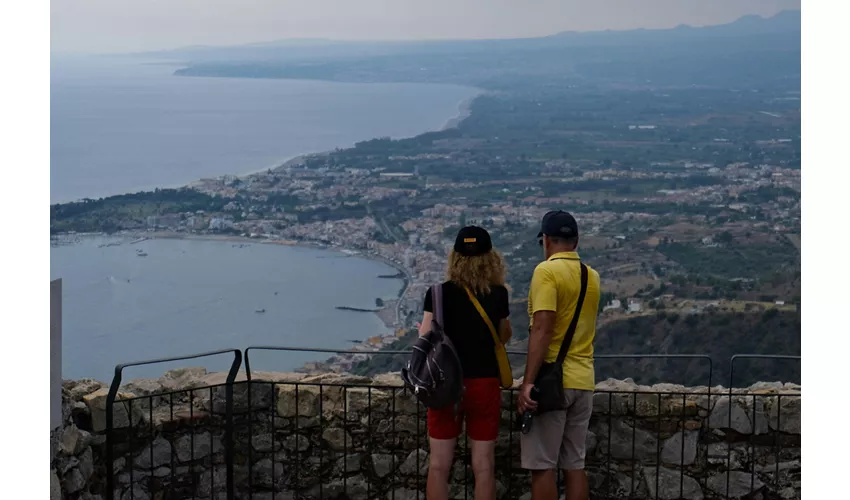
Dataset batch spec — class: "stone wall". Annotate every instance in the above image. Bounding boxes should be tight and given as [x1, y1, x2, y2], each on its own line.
[54, 369, 801, 500]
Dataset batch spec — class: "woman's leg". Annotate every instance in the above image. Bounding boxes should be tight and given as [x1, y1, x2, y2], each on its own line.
[465, 378, 501, 500]
[427, 437, 457, 500]
[470, 439, 497, 500]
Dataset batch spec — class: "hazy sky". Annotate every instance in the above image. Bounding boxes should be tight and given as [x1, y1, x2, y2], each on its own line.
[51, 0, 801, 54]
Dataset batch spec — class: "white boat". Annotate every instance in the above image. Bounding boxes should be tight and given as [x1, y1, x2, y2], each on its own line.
[255, 308, 266, 313]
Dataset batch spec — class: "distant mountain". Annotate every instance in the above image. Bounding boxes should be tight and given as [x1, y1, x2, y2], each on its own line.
[548, 10, 800, 45]
[142, 10, 800, 63]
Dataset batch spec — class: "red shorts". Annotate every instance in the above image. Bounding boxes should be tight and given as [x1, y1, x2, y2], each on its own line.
[427, 377, 501, 442]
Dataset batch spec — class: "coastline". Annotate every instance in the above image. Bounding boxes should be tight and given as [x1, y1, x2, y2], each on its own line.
[50, 76, 482, 371]
[204, 89, 484, 184]
[440, 92, 482, 131]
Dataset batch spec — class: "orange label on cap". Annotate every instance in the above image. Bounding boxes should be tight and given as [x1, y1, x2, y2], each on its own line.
[463, 238, 477, 243]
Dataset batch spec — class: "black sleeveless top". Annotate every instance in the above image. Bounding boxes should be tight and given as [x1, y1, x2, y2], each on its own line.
[423, 281, 510, 379]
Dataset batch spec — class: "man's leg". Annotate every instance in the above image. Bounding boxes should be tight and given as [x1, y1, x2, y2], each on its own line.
[521, 409, 566, 500]
[558, 390, 594, 500]
[563, 470, 588, 500]
[531, 469, 559, 500]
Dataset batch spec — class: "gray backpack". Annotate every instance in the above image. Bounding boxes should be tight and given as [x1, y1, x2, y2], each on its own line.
[401, 283, 464, 410]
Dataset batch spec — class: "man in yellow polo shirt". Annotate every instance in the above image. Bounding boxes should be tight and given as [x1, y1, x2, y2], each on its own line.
[518, 210, 601, 500]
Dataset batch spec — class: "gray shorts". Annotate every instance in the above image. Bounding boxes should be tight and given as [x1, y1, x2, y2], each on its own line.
[520, 389, 594, 471]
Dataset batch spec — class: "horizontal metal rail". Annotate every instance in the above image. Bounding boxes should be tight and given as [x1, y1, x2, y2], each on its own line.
[244, 345, 714, 386]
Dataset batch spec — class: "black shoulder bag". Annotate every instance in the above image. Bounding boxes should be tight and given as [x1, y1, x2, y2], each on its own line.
[533, 262, 589, 413]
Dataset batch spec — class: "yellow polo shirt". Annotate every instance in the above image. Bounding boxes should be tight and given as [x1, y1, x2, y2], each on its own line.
[527, 252, 601, 390]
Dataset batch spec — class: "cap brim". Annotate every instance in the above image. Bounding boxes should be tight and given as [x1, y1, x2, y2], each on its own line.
[536, 231, 543, 238]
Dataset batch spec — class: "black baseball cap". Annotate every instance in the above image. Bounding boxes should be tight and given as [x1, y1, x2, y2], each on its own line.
[454, 226, 493, 256]
[537, 210, 579, 239]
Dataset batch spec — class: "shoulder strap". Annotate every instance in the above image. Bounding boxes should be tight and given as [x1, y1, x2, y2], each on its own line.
[464, 287, 501, 345]
[553, 262, 589, 366]
[432, 283, 444, 328]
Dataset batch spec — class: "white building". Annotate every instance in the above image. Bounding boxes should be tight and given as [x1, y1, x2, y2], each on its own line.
[603, 300, 621, 312]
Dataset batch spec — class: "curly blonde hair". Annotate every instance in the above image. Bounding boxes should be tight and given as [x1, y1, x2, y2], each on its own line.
[445, 248, 507, 295]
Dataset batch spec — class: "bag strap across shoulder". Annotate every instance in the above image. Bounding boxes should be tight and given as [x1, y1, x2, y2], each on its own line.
[464, 287, 501, 345]
[552, 261, 589, 366]
[432, 283, 444, 328]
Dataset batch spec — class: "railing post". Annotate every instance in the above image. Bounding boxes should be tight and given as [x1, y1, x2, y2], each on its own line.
[225, 350, 242, 500]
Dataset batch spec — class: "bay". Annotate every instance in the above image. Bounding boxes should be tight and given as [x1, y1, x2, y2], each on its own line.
[50, 236, 404, 381]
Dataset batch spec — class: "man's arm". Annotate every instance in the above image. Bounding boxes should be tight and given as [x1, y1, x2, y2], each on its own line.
[518, 266, 558, 414]
[523, 310, 556, 383]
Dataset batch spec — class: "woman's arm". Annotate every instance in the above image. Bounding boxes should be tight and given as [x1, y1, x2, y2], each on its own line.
[498, 318, 513, 344]
[497, 285, 512, 343]
[418, 311, 433, 336]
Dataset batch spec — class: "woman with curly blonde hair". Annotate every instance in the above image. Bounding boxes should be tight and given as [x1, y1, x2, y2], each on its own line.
[418, 225, 512, 500]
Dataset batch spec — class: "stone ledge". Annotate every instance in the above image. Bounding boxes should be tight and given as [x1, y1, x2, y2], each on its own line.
[57, 369, 802, 500]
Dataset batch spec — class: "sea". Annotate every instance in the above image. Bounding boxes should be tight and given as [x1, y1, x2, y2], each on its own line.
[51, 235, 404, 382]
[50, 56, 476, 381]
[50, 55, 480, 204]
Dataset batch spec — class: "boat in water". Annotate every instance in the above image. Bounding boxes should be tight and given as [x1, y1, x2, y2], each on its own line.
[255, 308, 266, 313]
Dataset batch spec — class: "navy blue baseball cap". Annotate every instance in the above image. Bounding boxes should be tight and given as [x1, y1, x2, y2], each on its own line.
[537, 210, 579, 239]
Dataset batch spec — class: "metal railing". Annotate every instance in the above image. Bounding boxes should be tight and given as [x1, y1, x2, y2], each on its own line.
[100, 347, 800, 500]
[105, 348, 242, 500]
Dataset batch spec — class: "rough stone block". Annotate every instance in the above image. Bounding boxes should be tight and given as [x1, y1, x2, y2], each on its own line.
[643, 467, 703, 500]
[346, 387, 391, 414]
[597, 420, 659, 461]
[121, 486, 150, 500]
[83, 389, 145, 433]
[61, 423, 92, 456]
[592, 391, 630, 415]
[768, 396, 802, 434]
[322, 427, 352, 451]
[277, 385, 321, 418]
[197, 465, 228, 498]
[64, 379, 107, 402]
[252, 458, 284, 488]
[706, 472, 765, 499]
[371, 453, 396, 478]
[50, 469, 62, 500]
[708, 396, 756, 434]
[158, 367, 208, 392]
[387, 488, 421, 500]
[284, 434, 310, 453]
[661, 430, 698, 466]
[399, 449, 428, 476]
[175, 432, 223, 462]
[133, 436, 172, 469]
[251, 433, 282, 453]
[120, 378, 166, 409]
[707, 442, 747, 470]
[334, 453, 363, 475]
[63, 467, 86, 494]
